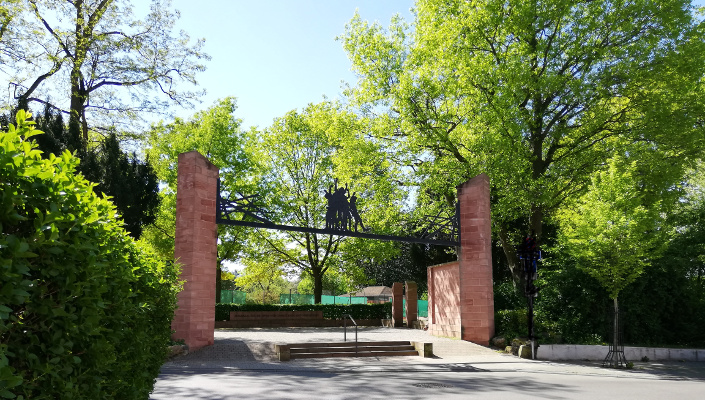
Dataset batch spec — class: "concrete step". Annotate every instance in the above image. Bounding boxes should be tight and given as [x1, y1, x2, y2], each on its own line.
[292, 350, 419, 359]
[277, 341, 422, 360]
[287, 341, 412, 349]
[290, 345, 416, 354]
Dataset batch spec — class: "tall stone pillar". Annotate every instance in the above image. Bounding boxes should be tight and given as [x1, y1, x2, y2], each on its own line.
[391, 282, 404, 327]
[171, 151, 219, 351]
[405, 281, 418, 327]
[457, 173, 494, 345]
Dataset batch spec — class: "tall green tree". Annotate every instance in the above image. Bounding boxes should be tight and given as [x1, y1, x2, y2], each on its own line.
[556, 158, 663, 364]
[143, 97, 256, 265]
[248, 101, 403, 303]
[342, 0, 705, 284]
[4, 0, 208, 140]
[235, 244, 289, 304]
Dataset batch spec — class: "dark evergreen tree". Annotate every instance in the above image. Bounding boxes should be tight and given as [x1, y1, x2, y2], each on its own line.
[95, 133, 159, 239]
[13, 104, 159, 239]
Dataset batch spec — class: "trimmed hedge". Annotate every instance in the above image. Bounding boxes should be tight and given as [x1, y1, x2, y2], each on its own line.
[0, 112, 181, 399]
[215, 303, 392, 321]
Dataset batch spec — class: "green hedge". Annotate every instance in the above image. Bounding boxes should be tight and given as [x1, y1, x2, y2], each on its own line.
[0, 112, 181, 399]
[494, 309, 528, 339]
[216, 303, 392, 321]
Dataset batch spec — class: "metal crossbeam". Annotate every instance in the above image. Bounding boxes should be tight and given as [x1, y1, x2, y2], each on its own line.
[215, 217, 459, 247]
[215, 179, 459, 247]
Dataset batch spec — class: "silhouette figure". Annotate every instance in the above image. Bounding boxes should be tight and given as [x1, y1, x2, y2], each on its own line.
[323, 181, 367, 232]
[349, 192, 367, 232]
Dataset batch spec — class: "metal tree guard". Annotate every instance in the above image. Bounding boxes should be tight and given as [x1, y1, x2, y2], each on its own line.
[603, 299, 627, 368]
[517, 235, 541, 360]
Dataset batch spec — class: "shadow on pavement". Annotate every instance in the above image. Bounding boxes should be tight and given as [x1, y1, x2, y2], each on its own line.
[150, 369, 576, 400]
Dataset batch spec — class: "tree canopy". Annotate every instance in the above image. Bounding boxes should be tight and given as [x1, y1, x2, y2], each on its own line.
[2, 0, 209, 140]
[245, 101, 404, 303]
[342, 0, 705, 283]
[143, 97, 256, 261]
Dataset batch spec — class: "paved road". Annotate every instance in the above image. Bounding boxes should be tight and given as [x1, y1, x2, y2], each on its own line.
[151, 327, 705, 400]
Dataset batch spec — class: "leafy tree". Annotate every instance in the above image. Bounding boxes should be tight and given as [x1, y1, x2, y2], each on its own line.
[248, 101, 404, 303]
[220, 269, 239, 290]
[296, 265, 367, 296]
[0, 0, 23, 62]
[1, 111, 180, 398]
[556, 158, 663, 364]
[143, 97, 256, 263]
[235, 244, 288, 304]
[342, 0, 705, 284]
[361, 228, 456, 295]
[5, 0, 209, 140]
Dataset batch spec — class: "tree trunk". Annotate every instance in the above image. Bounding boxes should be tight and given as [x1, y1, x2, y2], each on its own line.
[613, 296, 619, 368]
[498, 205, 544, 289]
[313, 270, 323, 304]
[499, 228, 522, 287]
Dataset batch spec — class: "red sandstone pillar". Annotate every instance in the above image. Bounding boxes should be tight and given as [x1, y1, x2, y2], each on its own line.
[457, 173, 494, 346]
[405, 281, 418, 327]
[427, 268, 435, 326]
[171, 151, 219, 351]
[391, 282, 404, 327]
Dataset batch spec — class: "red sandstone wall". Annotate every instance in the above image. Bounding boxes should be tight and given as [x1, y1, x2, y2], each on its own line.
[171, 151, 218, 352]
[457, 174, 495, 345]
[427, 173, 495, 346]
[427, 262, 461, 338]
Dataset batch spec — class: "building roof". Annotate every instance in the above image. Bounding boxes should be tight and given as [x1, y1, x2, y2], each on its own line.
[339, 286, 393, 298]
[355, 286, 392, 298]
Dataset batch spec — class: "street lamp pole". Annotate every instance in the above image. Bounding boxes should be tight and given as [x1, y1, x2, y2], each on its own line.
[517, 235, 541, 360]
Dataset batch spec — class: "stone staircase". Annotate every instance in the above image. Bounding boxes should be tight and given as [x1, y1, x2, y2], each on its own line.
[276, 341, 431, 361]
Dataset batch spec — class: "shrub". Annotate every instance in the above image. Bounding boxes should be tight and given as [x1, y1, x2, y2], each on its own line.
[215, 303, 392, 321]
[494, 309, 528, 339]
[0, 111, 180, 399]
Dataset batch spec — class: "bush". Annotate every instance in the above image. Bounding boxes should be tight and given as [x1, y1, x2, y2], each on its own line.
[0, 111, 180, 399]
[215, 303, 392, 321]
[494, 309, 528, 339]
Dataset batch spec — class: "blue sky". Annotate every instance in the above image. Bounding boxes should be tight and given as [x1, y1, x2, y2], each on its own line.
[161, 0, 414, 129]
[161, 0, 705, 130]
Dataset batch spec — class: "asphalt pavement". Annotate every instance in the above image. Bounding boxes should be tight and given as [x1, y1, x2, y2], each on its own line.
[150, 327, 705, 399]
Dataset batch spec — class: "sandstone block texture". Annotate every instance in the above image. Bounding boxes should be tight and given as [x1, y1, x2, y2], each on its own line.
[405, 281, 418, 327]
[392, 282, 404, 327]
[457, 173, 495, 346]
[427, 174, 495, 345]
[171, 151, 219, 352]
[428, 261, 461, 338]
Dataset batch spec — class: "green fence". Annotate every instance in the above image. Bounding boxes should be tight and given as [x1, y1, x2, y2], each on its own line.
[279, 293, 368, 305]
[220, 290, 427, 315]
[220, 290, 246, 304]
[402, 299, 428, 318]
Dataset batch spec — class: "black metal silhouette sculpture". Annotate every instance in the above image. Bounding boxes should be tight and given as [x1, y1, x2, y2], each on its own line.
[216, 178, 458, 247]
[324, 180, 368, 233]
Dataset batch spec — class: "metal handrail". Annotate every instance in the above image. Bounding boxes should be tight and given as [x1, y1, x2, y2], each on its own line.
[342, 314, 358, 354]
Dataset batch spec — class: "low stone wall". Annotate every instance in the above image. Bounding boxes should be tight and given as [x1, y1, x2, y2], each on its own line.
[215, 311, 382, 328]
[538, 344, 705, 361]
